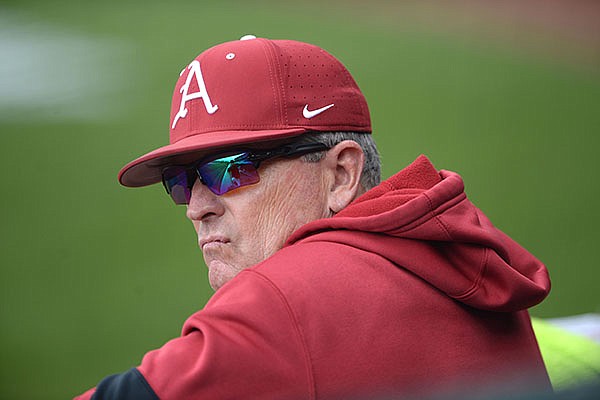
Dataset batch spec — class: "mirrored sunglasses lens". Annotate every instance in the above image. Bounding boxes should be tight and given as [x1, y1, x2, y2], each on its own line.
[163, 167, 192, 204]
[198, 154, 259, 195]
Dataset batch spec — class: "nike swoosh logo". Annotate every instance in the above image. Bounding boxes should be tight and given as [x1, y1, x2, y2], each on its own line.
[303, 103, 335, 119]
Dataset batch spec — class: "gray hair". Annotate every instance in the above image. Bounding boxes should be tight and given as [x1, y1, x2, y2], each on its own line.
[296, 132, 381, 190]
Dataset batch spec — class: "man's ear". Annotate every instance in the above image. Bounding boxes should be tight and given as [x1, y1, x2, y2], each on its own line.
[323, 140, 365, 214]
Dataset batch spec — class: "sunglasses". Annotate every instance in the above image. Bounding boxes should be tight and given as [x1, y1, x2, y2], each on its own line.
[161, 142, 330, 204]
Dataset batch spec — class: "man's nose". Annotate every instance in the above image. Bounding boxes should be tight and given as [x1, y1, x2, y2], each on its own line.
[186, 179, 225, 221]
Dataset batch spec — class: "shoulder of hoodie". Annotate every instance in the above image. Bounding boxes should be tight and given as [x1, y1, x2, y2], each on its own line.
[230, 234, 389, 298]
[234, 238, 376, 299]
[195, 240, 371, 339]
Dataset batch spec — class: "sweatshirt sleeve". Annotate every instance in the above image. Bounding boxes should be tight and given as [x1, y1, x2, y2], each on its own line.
[73, 269, 313, 400]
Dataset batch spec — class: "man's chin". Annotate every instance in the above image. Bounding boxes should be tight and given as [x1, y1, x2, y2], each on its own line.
[207, 259, 237, 292]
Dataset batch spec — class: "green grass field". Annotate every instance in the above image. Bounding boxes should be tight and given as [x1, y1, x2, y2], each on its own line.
[1, 1, 599, 398]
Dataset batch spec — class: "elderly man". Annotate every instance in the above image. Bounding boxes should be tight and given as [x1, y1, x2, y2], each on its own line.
[75, 36, 552, 399]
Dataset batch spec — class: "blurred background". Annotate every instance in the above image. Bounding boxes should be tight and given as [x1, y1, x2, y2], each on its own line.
[1, 0, 598, 398]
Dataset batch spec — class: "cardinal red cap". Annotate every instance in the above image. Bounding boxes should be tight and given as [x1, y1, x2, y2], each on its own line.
[118, 35, 371, 187]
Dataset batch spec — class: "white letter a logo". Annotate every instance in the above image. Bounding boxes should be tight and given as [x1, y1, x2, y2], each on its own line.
[172, 60, 218, 129]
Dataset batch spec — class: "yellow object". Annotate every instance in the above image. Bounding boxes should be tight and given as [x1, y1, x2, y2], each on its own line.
[532, 317, 600, 390]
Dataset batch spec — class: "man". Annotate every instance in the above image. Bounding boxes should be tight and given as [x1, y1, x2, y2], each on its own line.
[76, 36, 552, 399]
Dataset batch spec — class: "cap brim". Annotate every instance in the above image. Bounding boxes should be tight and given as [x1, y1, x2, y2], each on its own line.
[118, 128, 308, 187]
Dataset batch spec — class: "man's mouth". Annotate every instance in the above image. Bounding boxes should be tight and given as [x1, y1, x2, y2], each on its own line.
[199, 237, 230, 250]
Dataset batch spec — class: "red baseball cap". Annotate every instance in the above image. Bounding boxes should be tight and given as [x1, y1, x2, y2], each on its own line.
[118, 35, 371, 187]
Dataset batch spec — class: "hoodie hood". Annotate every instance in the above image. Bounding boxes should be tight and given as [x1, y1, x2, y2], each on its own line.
[286, 155, 550, 312]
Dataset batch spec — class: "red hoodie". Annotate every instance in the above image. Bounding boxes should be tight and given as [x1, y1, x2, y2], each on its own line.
[76, 155, 551, 400]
